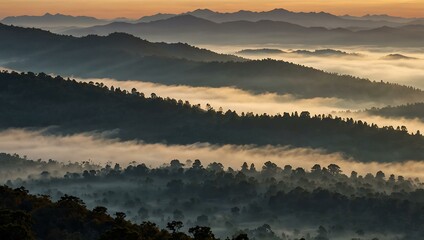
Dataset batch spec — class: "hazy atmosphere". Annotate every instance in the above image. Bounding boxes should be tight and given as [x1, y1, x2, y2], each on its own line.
[1, 1, 424, 239]
[1, 0, 424, 18]
[3, 129, 424, 179]
[208, 45, 424, 89]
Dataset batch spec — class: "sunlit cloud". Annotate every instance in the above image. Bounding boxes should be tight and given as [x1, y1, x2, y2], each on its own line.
[78, 77, 371, 115]
[202, 45, 424, 90]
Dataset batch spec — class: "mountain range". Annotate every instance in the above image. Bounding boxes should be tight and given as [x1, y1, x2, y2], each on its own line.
[0, 13, 112, 31]
[3, 9, 424, 47]
[3, 9, 424, 34]
[138, 9, 417, 28]
[1, 23, 422, 104]
[63, 15, 424, 47]
[341, 14, 423, 24]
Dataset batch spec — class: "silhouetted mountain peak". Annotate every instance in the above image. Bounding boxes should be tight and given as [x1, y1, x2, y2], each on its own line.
[106, 32, 144, 39]
[382, 53, 418, 60]
[361, 25, 397, 33]
[316, 11, 335, 16]
[191, 9, 215, 15]
[0, 12, 106, 29]
[236, 10, 250, 13]
[154, 14, 215, 26]
[103, 21, 132, 27]
[268, 8, 290, 13]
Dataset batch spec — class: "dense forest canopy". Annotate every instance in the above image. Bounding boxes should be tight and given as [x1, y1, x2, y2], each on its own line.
[367, 102, 424, 121]
[1, 71, 423, 163]
[1, 153, 424, 240]
[0, 24, 240, 62]
[0, 24, 423, 103]
[0, 184, 247, 240]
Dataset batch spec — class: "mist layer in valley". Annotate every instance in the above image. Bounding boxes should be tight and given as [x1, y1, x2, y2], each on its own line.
[1, 129, 423, 239]
[2, 145, 421, 239]
[204, 45, 424, 90]
[2, 129, 424, 180]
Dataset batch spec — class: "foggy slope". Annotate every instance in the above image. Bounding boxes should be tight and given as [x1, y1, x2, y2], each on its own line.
[1, 71, 424, 163]
[1, 24, 423, 104]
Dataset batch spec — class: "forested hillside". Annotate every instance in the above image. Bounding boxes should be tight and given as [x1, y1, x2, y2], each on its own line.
[1, 71, 423, 162]
[0, 24, 239, 62]
[368, 103, 424, 121]
[0, 24, 423, 103]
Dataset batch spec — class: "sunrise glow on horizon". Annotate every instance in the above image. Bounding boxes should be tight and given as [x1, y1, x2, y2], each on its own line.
[1, 0, 423, 19]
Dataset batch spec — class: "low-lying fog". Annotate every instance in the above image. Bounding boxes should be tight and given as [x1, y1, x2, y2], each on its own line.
[201, 44, 424, 90]
[2, 129, 424, 179]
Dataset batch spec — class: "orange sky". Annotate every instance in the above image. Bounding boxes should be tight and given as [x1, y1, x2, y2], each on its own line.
[1, 0, 423, 19]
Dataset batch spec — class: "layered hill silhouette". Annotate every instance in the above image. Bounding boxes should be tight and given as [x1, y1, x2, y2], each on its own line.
[4, 9, 423, 38]
[63, 15, 424, 47]
[2, 9, 411, 32]
[138, 8, 405, 28]
[0, 13, 111, 31]
[1, 71, 424, 162]
[341, 14, 424, 24]
[0, 24, 240, 62]
[1, 24, 423, 104]
[368, 103, 424, 121]
[236, 48, 360, 57]
[381, 53, 418, 60]
[236, 48, 286, 55]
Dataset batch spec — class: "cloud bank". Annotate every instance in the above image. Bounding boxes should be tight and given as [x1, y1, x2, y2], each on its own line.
[1, 129, 424, 179]
[204, 44, 424, 90]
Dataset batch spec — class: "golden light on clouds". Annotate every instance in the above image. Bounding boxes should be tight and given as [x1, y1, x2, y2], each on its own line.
[0, 0, 423, 18]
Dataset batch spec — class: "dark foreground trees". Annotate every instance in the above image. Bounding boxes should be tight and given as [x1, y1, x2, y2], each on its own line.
[2, 153, 424, 239]
[0, 185, 249, 240]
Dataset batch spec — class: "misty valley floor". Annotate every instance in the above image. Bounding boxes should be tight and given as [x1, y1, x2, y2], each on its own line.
[1, 153, 423, 240]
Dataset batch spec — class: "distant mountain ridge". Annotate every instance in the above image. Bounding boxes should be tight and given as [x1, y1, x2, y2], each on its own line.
[64, 14, 424, 47]
[137, 8, 405, 28]
[0, 13, 112, 30]
[291, 49, 361, 57]
[3, 9, 423, 33]
[382, 54, 418, 60]
[341, 14, 424, 24]
[235, 48, 360, 57]
[236, 48, 286, 55]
